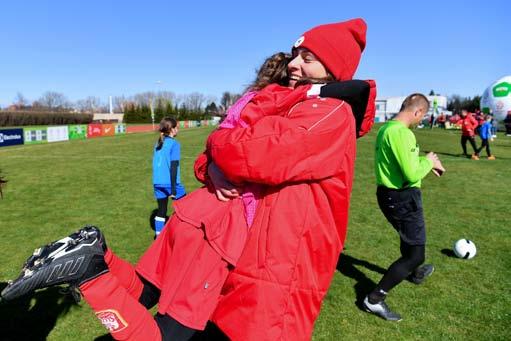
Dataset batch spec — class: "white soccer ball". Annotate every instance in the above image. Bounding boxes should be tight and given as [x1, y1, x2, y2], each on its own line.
[453, 239, 477, 259]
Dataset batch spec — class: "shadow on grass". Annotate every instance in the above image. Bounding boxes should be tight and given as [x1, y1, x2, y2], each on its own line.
[433, 151, 471, 158]
[0, 282, 77, 341]
[441, 248, 457, 258]
[336, 254, 386, 310]
[433, 151, 510, 160]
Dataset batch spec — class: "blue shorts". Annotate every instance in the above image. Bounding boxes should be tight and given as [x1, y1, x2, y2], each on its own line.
[154, 185, 186, 200]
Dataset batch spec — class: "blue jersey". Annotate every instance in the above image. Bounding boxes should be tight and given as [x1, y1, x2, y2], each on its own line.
[479, 121, 492, 140]
[152, 136, 185, 197]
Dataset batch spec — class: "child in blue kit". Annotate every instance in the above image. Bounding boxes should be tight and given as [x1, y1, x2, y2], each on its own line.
[153, 117, 186, 237]
[476, 115, 496, 160]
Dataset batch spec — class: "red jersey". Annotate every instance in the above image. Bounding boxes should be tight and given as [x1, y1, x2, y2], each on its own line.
[457, 114, 479, 136]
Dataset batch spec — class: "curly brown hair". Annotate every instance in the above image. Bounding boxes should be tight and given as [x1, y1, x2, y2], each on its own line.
[249, 52, 292, 91]
[248, 51, 336, 91]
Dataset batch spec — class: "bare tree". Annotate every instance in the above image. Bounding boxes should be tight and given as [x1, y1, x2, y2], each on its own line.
[122, 101, 137, 113]
[113, 95, 128, 112]
[133, 92, 153, 107]
[184, 92, 206, 113]
[157, 91, 176, 103]
[38, 91, 69, 110]
[219, 91, 241, 114]
[232, 93, 242, 103]
[205, 95, 217, 106]
[174, 94, 184, 108]
[31, 100, 43, 110]
[75, 100, 87, 113]
[220, 92, 233, 109]
[153, 91, 175, 109]
[205, 102, 219, 115]
[75, 96, 102, 113]
[14, 92, 28, 108]
[97, 103, 109, 113]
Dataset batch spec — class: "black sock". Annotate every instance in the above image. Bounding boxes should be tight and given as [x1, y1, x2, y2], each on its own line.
[368, 289, 387, 304]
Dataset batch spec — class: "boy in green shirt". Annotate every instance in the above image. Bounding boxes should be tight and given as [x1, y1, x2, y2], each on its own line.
[364, 93, 445, 321]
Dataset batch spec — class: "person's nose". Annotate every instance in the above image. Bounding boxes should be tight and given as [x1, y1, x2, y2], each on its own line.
[287, 55, 302, 73]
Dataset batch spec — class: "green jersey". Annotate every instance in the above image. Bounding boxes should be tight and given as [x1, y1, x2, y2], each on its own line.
[375, 120, 433, 189]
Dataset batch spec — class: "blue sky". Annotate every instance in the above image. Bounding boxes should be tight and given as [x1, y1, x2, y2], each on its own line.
[0, 0, 509, 107]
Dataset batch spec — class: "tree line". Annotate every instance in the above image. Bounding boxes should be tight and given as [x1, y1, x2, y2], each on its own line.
[3, 89, 483, 123]
[2, 90, 243, 123]
[446, 95, 481, 114]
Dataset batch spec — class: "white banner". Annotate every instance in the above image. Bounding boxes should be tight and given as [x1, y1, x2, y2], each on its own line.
[47, 126, 69, 143]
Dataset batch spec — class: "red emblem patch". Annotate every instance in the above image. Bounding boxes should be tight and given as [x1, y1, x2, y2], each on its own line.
[95, 309, 128, 332]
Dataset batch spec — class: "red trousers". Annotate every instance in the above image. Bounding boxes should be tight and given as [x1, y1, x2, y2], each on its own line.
[80, 214, 230, 340]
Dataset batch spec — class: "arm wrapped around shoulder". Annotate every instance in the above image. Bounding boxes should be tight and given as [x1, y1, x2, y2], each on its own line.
[207, 98, 356, 185]
[319, 79, 377, 138]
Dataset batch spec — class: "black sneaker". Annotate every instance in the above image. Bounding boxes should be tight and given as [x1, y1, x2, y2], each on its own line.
[409, 264, 434, 285]
[363, 296, 402, 321]
[0, 226, 108, 302]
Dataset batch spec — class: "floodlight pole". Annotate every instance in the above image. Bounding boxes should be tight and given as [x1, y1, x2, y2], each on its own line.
[150, 96, 155, 131]
[152, 80, 163, 131]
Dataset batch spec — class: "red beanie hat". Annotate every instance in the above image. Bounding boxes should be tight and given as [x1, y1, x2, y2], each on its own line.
[293, 18, 367, 80]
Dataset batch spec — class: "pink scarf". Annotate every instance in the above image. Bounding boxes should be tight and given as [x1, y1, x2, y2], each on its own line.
[219, 91, 259, 227]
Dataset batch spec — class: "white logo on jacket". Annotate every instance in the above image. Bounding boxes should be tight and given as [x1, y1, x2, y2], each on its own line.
[294, 36, 304, 48]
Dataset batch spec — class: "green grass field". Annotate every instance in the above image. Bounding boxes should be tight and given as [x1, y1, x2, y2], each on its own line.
[0, 126, 509, 340]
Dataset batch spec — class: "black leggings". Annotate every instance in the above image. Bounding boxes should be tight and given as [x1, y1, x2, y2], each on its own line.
[157, 197, 169, 218]
[137, 277, 229, 341]
[461, 135, 478, 155]
[477, 139, 491, 156]
[373, 241, 425, 295]
[138, 277, 198, 341]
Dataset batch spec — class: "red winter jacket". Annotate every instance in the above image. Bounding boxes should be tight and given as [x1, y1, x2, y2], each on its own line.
[206, 91, 375, 340]
[457, 114, 478, 136]
[189, 81, 376, 267]
[177, 84, 315, 266]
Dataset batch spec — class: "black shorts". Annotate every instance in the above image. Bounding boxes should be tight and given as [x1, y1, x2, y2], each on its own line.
[376, 186, 426, 246]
